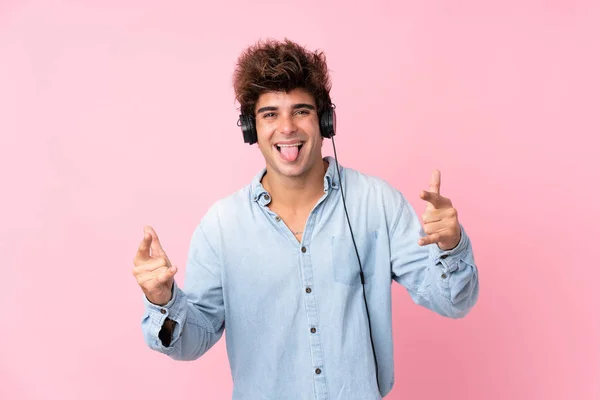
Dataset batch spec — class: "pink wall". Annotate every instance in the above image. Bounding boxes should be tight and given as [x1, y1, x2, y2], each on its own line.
[1, 1, 598, 399]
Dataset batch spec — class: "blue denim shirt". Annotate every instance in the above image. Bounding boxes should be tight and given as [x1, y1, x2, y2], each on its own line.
[141, 156, 479, 399]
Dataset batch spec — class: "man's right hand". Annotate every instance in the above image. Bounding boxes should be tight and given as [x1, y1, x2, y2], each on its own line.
[132, 226, 178, 306]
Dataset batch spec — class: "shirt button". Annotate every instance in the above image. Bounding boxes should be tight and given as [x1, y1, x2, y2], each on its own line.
[301, 246, 307, 253]
[440, 254, 448, 259]
[305, 287, 312, 293]
[441, 273, 447, 279]
[275, 216, 281, 221]
[310, 327, 316, 333]
[315, 368, 321, 375]
[160, 309, 166, 314]
[264, 194, 270, 201]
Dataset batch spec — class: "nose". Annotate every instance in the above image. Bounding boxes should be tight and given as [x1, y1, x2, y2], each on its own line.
[278, 113, 297, 135]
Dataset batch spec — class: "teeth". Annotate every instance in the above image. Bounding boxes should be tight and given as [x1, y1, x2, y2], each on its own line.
[277, 143, 302, 147]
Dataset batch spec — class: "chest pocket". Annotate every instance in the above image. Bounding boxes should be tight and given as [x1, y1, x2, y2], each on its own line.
[330, 231, 378, 285]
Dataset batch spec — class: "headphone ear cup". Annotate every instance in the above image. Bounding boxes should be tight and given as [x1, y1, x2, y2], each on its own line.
[239, 114, 257, 145]
[319, 105, 336, 138]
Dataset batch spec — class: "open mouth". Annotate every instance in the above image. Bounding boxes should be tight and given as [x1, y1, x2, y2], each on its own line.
[275, 142, 304, 162]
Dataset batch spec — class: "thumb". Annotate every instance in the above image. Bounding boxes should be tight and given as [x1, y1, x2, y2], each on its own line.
[157, 265, 178, 285]
[144, 226, 167, 257]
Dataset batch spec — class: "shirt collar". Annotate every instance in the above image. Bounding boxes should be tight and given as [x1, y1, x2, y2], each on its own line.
[251, 156, 341, 204]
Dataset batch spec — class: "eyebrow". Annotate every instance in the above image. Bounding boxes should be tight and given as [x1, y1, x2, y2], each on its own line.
[256, 103, 316, 115]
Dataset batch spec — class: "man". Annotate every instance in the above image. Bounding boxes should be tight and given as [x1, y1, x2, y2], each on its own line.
[132, 39, 479, 399]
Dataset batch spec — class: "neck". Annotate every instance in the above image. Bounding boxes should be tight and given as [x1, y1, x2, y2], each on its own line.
[262, 160, 328, 211]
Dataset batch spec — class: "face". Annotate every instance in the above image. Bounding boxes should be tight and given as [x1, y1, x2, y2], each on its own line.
[254, 88, 323, 180]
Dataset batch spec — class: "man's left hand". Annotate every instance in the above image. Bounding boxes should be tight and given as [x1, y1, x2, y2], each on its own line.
[418, 169, 461, 251]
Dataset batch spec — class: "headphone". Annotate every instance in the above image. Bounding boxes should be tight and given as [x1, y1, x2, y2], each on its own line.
[237, 103, 337, 145]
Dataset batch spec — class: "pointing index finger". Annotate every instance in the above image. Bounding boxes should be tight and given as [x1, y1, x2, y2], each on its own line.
[429, 169, 441, 195]
[135, 231, 152, 263]
[145, 226, 167, 257]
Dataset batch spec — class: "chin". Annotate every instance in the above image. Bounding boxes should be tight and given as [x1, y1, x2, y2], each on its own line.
[273, 161, 309, 178]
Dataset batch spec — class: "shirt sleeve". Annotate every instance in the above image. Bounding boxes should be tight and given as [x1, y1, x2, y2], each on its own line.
[140, 213, 226, 360]
[389, 191, 479, 318]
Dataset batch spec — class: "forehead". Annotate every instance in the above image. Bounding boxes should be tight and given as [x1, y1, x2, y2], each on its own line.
[255, 88, 316, 109]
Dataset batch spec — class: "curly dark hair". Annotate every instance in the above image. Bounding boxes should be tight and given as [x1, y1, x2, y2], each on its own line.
[233, 38, 332, 117]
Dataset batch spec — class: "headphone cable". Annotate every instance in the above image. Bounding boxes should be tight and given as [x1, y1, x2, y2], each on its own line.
[330, 135, 380, 394]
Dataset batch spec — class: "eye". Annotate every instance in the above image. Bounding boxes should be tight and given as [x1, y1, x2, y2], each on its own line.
[295, 109, 310, 115]
[263, 112, 276, 119]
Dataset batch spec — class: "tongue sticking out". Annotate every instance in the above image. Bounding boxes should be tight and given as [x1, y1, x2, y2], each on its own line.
[279, 145, 300, 162]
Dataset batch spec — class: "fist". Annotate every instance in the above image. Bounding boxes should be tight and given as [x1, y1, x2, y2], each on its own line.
[132, 226, 178, 306]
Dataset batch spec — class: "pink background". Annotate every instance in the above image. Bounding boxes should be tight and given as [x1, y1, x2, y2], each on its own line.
[1, 1, 598, 399]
